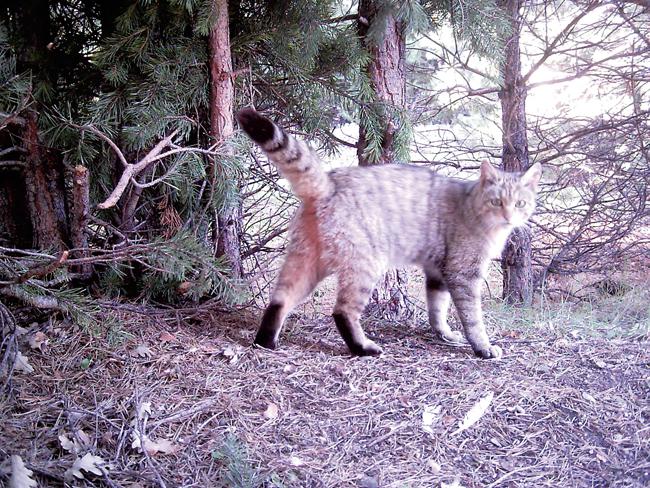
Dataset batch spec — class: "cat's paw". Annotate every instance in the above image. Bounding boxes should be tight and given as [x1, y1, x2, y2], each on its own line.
[438, 330, 465, 344]
[351, 339, 383, 357]
[474, 345, 503, 360]
[253, 334, 278, 351]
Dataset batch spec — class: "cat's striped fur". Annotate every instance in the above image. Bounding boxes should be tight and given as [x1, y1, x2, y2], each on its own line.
[237, 108, 541, 359]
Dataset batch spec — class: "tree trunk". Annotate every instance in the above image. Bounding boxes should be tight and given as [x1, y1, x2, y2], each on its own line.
[71, 165, 92, 278]
[357, 0, 410, 318]
[209, 0, 242, 278]
[23, 112, 67, 250]
[0, 168, 32, 248]
[499, 0, 533, 306]
[357, 0, 407, 166]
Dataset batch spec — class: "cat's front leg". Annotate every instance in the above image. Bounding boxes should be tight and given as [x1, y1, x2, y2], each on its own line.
[424, 272, 464, 344]
[445, 275, 502, 359]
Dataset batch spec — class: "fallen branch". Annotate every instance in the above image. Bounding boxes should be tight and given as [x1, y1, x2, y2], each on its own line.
[2, 250, 70, 285]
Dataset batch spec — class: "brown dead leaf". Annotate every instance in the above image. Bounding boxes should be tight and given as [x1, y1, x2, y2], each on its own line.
[144, 438, 179, 456]
[76, 429, 93, 450]
[132, 344, 153, 358]
[501, 330, 521, 339]
[159, 331, 176, 342]
[177, 281, 192, 294]
[132, 433, 179, 456]
[28, 331, 48, 351]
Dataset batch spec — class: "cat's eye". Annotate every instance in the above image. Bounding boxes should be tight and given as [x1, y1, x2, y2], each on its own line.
[490, 198, 502, 207]
[515, 200, 527, 208]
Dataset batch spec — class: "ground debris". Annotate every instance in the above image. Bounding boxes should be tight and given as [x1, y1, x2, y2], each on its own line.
[1, 306, 648, 487]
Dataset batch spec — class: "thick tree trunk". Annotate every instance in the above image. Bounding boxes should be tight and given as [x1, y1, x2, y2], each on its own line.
[7, 0, 68, 252]
[209, 0, 242, 278]
[357, 0, 407, 166]
[499, 0, 533, 306]
[357, 0, 410, 318]
[23, 111, 67, 250]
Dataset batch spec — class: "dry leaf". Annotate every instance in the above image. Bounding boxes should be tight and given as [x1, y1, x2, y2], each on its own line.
[76, 429, 92, 449]
[222, 346, 241, 364]
[427, 459, 441, 474]
[422, 405, 442, 434]
[132, 344, 153, 358]
[144, 438, 178, 456]
[441, 477, 466, 488]
[289, 455, 304, 467]
[582, 392, 597, 403]
[65, 453, 107, 480]
[137, 402, 152, 421]
[131, 434, 178, 456]
[263, 403, 279, 419]
[28, 331, 48, 351]
[59, 434, 77, 453]
[593, 359, 607, 369]
[14, 351, 34, 374]
[9, 455, 37, 488]
[159, 331, 175, 342]
[358, 475, 379, 488]
[451, 391, 494, 436]
[177, 281, 192, 294]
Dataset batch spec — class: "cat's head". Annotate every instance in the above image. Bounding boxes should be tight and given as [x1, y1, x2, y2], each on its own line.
[475, 160, 542, 228]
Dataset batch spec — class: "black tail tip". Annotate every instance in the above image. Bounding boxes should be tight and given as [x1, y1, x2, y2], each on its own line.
[236, 108, 276, 145]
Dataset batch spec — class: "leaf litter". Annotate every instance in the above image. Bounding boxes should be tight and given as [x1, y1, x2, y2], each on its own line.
[0, 307, 648, 487]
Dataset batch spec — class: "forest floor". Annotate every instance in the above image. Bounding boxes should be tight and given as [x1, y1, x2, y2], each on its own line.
[1, 293, 649, 488]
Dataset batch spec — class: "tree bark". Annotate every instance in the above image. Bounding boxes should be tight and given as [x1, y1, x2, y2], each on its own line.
[23, 111, 67, 250]
[7, 0, 68, 251]
[357, 0, 407, 166]
[499, 0, 533, 306]
[209, 0, 242, 278]
[71, 165, 92, 278]
[357, 0, 410, 318]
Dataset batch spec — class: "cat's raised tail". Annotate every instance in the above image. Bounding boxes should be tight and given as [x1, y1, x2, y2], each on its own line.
[236, 108, 333, 202]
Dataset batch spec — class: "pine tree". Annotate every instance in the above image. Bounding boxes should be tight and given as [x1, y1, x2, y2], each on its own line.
[498, 0, 533, 305]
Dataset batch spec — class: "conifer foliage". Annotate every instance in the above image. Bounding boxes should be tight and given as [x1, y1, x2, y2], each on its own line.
[0, 0, 385, 317]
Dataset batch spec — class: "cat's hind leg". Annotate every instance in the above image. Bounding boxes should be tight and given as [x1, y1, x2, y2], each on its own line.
[254, 248, 322, 350]
[424, 270, 464, 344]
[332, 270, 383, 356]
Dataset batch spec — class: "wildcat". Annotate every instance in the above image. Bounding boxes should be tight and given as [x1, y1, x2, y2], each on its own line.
[236, 108, 541, 359]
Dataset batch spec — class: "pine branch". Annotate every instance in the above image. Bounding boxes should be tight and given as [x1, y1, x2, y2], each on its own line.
[73, 124, 180, 209]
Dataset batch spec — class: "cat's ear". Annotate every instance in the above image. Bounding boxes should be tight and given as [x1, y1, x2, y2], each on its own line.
[480, 160, 499, 185]
[521, 163, 542, 189]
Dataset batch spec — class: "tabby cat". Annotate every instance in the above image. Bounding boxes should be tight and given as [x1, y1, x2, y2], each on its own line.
[237, 108, 541, 359]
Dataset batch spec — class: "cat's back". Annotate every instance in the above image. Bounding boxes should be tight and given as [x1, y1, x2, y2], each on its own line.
[315, 164, 469, 265]
[328, 164, 433, 200]
[326, 163, 467, 210]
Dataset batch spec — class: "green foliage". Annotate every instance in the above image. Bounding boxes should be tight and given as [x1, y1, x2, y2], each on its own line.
[137, 232, 246, 303]
[0, 25, 30, 117]
[210, 435, 286, 488]
[442, 0, 511, 61]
